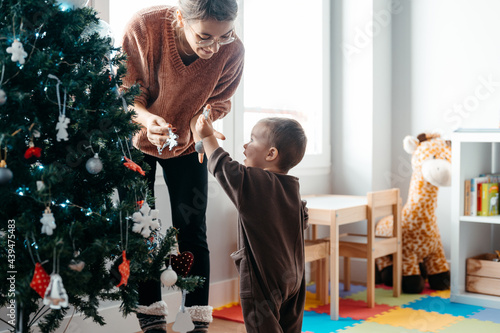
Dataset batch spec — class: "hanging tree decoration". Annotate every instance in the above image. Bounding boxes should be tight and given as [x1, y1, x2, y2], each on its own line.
[85, 137, 103, 174]
[0, 135, 13, 185]
[48, 74, 70, 142]
[80, 18, 115, 45]
[116, 129, 146, 175]
[68, 223, 85, 272]
[43, 246, 69, 309]
[40, 206, 56, 236]
[116, 212, 130, 287]
[131, 202, 160, 238]
[195, 104, 211, 154]
[56, 0, 89, 10]
[0, 64, 6, 106]
[157, 124, 178, 155]
[167, 251, 194, 277]
[161, 253, 178, 288]
[24, 124, 42, 163]
[7, 39, 28, 65]
[172, 289, 195, 333]
[27, 236, 51, 298]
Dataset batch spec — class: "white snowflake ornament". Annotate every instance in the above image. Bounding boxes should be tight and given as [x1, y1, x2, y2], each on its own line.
[6, 39, 28, 65]
[132, 202, 160, 238]
[166, 128, 179, 151]
[157, 126, 178, 155]
[40, 207, 56, 236]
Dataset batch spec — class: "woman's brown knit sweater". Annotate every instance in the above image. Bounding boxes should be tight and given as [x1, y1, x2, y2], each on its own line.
[122, 5, 244, 159]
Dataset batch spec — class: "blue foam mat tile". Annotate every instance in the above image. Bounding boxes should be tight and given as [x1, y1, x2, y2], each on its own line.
[468, 307, 500, 324]
[402, 296, 485, 317]
[301, 311, 362, 333]
[306, 282, 367, 298]
[338, 282, 367, 298]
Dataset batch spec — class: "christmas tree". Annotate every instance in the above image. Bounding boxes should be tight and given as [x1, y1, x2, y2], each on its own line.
[0, 1, 203, 332]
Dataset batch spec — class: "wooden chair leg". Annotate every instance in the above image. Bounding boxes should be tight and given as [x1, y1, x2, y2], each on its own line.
[344, 257, 351, 291]
[393, 248, 402, 297]
[311, 261, 320, 300]
[320, 257, 329, 304]
[367, 258, 375, 308]
[315, 261, 323, 301]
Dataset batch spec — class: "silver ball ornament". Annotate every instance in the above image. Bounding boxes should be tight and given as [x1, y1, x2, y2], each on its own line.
[80, 19, 115, 45]
[160, 265, 178, 287]
[0, 167, 13, 185]
[194, 140, 205, 154]
[0, 89, 6, 106]
[56, 0, 89, 9]
[86, 153, 103, 174]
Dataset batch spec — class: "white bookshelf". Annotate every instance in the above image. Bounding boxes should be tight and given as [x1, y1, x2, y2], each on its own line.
[450, 129, 500, 309]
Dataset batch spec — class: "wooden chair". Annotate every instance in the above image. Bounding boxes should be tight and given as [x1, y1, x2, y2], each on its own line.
[305, 225, 330, 304]
[339, 188, 402, 307]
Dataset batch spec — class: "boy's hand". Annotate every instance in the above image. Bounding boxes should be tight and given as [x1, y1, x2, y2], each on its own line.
[196, 114, 215, 139]
[195, 114, 225, 162]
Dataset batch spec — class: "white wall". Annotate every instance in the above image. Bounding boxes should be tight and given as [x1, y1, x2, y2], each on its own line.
[392, 0, 500, 259]
[332, 0, 395, 197]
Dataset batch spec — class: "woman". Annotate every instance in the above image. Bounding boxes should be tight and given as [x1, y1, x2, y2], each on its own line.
[121, 0, 244, 332]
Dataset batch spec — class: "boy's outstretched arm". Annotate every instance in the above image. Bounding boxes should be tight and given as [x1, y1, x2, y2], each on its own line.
[196, 114, 221, 160]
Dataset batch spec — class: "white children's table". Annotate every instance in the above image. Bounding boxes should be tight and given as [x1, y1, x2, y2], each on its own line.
[303, 195, 368, 320]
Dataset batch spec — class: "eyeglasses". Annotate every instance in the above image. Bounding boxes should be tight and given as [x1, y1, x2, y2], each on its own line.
[186, 24, 236, 47]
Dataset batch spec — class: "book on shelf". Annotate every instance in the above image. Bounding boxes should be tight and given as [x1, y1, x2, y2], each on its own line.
[479, 183, 499, 216]
[471, 176, 488, 216]
[465, 174, 500, 216]
[464, 179, 471, 216]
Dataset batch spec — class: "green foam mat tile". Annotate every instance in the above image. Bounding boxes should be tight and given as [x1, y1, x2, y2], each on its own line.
[338, 321, 424, 333]
[344, 287, 428, 307]
[437, 318, 500, 333]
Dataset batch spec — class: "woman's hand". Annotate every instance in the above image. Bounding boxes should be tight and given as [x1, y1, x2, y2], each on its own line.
[145, 114, 175, 148]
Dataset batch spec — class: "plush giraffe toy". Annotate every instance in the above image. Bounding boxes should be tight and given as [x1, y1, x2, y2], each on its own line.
[376, 133, 451, 293]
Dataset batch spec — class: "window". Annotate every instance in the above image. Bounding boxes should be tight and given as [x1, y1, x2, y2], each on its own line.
[236, 0, 331, 169]
[103, 0, 331, 170]
[109, 0, 177, 43]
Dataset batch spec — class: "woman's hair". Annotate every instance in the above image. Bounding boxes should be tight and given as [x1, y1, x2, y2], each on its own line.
[259, 117, 308, 173]
[177, 0, 238, 23]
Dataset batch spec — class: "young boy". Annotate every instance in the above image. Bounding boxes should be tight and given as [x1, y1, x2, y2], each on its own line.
[196, 115, 308, 333]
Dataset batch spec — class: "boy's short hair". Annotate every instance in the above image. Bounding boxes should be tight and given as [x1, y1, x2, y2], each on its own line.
[259, 117, 307, 173]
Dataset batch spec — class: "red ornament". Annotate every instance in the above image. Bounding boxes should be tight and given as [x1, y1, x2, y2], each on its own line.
[30, 263, 51, 298]
[116, 250, 130, 287]
[166, 251, 194, 277]
[24, 146, 42, 159]
[123, 156, 145, 176]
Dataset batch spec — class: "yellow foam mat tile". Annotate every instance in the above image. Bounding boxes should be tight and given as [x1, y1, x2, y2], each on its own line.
[366, 307, 463, 332]
[304, 290, 330, 311]
[429, 289, 450, 298]
[213, 302, 240, 311]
